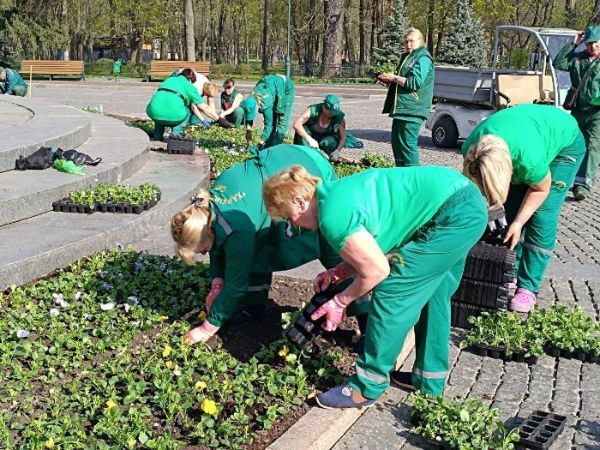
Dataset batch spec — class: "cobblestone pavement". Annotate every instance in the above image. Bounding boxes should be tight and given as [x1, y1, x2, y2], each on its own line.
[31, 81, 600, 448]
[333, 277, 600, 450]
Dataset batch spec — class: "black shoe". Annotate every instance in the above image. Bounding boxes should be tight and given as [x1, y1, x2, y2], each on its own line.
[225, 304, 270, 327]
[574, 186, 587, 201]
[390, 371, 416, 391]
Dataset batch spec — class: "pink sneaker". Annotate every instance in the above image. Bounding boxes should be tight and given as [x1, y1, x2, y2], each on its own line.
[509, 288, 536, 313]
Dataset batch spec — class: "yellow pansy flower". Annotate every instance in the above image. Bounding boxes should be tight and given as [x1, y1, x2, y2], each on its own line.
[162, 345, 172, 358]
[127, 438, 136, 448]
[198, 311, 207, 321]
[195, 380, 207, 391]
[44, 438, 55, 449]
[285, 353, 298, 363]
[201, 398, 218, 416]
[103, 399, 117, 414]
[278, 346, 289, 357]
[165, 361, 174, 369]
[157, 315, 169, 321]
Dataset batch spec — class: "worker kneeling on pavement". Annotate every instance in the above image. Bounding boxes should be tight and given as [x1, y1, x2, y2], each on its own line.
[463, 104, 585, 313]
[146, 68, 219, 140]
[293, 95, 346, 162]
[263, 165, 487, 408]
[172, 144, 369, 344]
[0, 67, 27, 97]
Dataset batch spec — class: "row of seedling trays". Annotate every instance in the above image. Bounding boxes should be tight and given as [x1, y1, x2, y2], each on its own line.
[52, 183, 161, 215]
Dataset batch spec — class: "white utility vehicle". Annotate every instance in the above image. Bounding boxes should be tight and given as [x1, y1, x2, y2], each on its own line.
[426, 26, 578, 148]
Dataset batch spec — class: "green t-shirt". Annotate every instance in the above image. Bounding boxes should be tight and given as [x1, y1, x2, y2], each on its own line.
[461, 104, 580, 185]
[306, 103, 345, 137]
[317, 166, 471, 254]
[146, 75, 204, 123]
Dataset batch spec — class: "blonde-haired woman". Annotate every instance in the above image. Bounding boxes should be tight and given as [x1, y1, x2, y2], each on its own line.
[263, 165, 487, 408]
[463, 104, 585, 313]
[172, 144, 367, 344]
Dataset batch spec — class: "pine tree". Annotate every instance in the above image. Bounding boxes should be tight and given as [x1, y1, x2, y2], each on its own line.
[437, 0, 488, 68]
[369, 0, 409, 73]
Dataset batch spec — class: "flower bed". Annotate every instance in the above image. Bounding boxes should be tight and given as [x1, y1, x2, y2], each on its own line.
[0, 248, 357, 449]
[53, 183, 161, 214]
[407, 392, 520, 449]
[461, 306, 600, 363]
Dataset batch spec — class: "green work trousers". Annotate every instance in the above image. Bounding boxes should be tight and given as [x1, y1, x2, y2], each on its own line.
[263, 80, 296, 148]
[294, 128, 339, 155]
[572, 109, 600, 193]
[347, 183, 487, 399]
[504, 132, 585, 292]
[225, 107, 245, 127]
[11, 85, 27, 97]
[391, 118, 423, 167]
[152, 110, 191, 140]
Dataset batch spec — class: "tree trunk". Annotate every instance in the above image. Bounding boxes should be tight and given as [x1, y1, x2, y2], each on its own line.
[62, 0, 70, 60]
[321, 0, 344, 77]
[369, 0, 377, 61]
[591, 0, 600, 24]
[359, 0, 366, 70]
[427, 0, 435, 55]
[184, 0, 196, 61]
[262, 0, 270, 73]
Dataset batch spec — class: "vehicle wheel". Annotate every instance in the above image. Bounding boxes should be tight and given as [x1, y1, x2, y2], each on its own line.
[431, 116, 458, 148]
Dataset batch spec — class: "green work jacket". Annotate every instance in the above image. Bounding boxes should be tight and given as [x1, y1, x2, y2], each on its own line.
[2, 68, 27, 95]
[220, 88, 242, 111]
[554, 43, 600, 112]
[305, 103, 345, 138]
[382, 46, 434, 120]
[207, 144, 335, 324]
[146, 75, 203, 123]
[253, 74, 294, 141]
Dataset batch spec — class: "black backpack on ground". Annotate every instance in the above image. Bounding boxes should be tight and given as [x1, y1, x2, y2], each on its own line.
[15, 147, 56, 170]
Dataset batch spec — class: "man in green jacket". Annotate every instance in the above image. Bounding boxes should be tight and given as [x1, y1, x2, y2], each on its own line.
[379, 27, 434, 167]
[252, 74, 296, 149]
[219, 78, 246, 126]
[554, 25, 600, 201]
[0, 67, 27, 97]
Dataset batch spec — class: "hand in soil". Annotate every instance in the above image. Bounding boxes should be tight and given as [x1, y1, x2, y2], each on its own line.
[184, 322, 220, 345]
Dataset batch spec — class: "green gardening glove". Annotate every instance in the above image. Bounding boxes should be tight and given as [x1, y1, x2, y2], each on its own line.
[54, 159, 86, 176]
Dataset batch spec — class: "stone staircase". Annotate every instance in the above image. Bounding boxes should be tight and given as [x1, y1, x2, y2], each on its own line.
[0, 96, 209, 290]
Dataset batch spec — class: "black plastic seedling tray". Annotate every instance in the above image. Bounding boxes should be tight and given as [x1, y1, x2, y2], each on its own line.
[543, 345, 600, 363]
[166, 135, 196, 154]
[516, 410, 567, 449]
[467, 344, 538, 365]
[52, 198, 95, 214]
[482, 208, 508, 244]
[452, 279, 510, 309]
[451, 301, 496, 329]
[463, 242, 516, 284]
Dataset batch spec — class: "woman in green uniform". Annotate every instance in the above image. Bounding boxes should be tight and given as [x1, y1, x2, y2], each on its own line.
[252, 74, 296, 149]
[146, 68, 219, 140]
[172, 144, 368, 344]
[219, 78, 246, 126]
[463, 104, 585, 313]
[0, 67, 27, 97]
[293, 95, 346, 162]
[554, 25, 600, 201]
[263, 165, 487, 407]
[378, 27, 434, 167]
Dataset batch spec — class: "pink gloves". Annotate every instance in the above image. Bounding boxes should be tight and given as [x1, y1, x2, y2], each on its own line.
[311, 297, 347, 331]
[205, 278, 224, 314]
[313, 264, 352, 292]
[184, 321, 221, 345]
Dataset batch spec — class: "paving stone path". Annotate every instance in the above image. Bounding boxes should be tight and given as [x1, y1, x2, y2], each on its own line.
[29, 80, 600, 449]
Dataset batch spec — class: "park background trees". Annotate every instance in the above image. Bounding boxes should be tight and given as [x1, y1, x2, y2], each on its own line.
[0, 0, 598, 76]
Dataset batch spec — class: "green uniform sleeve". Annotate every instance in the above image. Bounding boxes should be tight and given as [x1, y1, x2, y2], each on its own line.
[516, 147, 549, 185]
[5, 70, 22, 95]
[208, 245, 225, 279]
[207, 229, 256, 327]
[319, 206, 369, 253]
[403, 57, 433, 91]
[553, 43, 577, 72]
[184, 81, 204, 106]
[261, 106, 274, 142]
[273, 79, 287, 116]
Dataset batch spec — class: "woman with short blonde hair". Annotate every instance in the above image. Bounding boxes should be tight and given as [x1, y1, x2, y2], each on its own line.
[264, 164, 487, 408]
[462, 104, 585, 312]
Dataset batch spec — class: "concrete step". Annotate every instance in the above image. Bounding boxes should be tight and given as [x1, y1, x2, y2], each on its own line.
[0, 113, 149, 226]
[0, 96, 91, 172]
[0, 151, 209, 290]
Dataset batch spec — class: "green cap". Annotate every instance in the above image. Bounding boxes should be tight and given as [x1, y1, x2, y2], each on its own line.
[584, 25, 600, 44]
[241, 96, 257, 121]
[323, 94, 340, 111]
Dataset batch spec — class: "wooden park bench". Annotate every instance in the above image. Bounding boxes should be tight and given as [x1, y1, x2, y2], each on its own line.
[19, 60, 85, 80]
[148, 60, 211, 81]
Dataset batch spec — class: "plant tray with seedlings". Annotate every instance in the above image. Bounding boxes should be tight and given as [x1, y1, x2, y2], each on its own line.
[54, 183, 161, 215]
[407, 392, 520, 450]
[451, 300, 496, 329]
[516, 410, 567, 449]
[463, 242, 516, 284]
[543, 344, 600, 363]
[452, 279, 510, 309]
[166, 135, 196, 154]
[52, 197, 96, 214]
[468, 344, 538, 365]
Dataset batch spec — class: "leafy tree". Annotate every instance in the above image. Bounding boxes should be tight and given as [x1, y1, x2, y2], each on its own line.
[369, 0, 409, 72]
[437, 0, 487, 68]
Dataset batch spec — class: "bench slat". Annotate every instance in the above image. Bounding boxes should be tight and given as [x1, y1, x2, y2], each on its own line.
[20, 60, 85, 78]
[149, 61, 211, 79]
